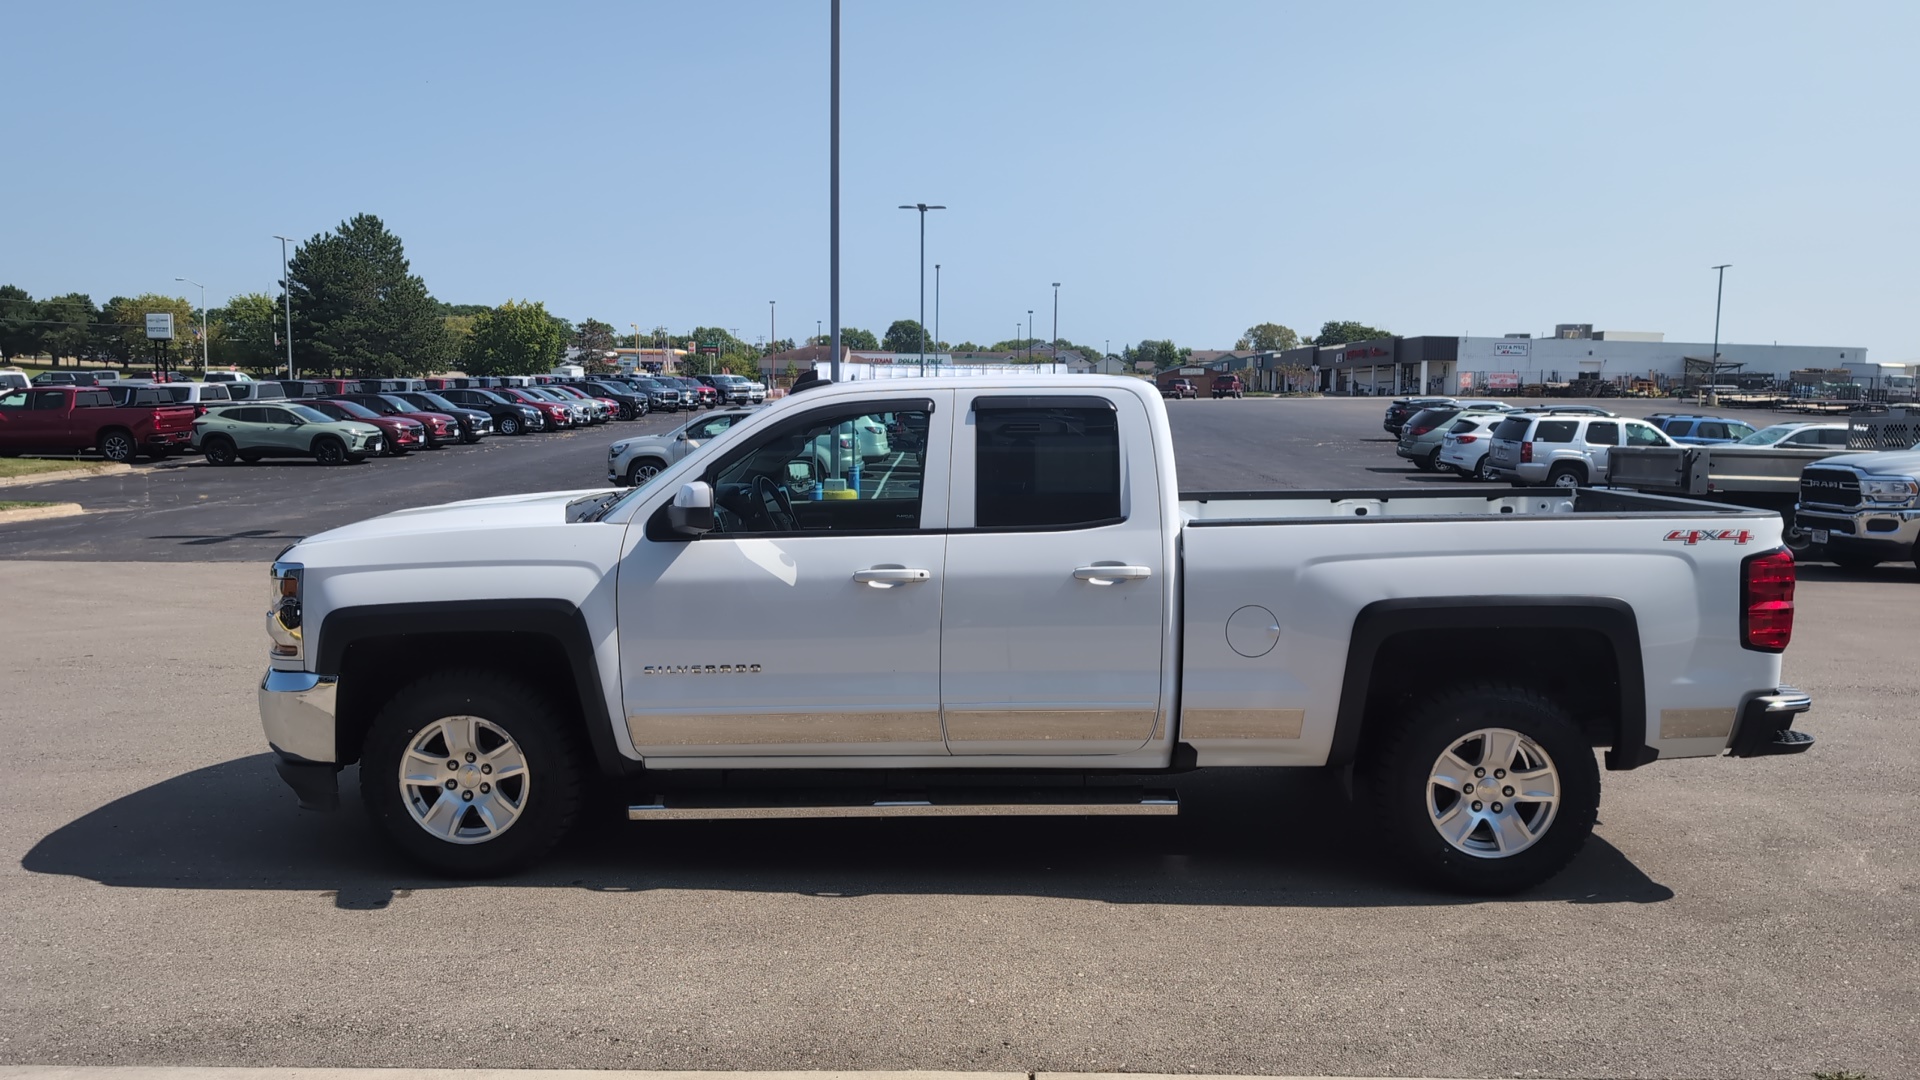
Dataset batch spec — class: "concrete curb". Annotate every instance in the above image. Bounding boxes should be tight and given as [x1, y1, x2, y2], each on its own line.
[0, 502, 84, 524]
[0, 1060, 1497, 1068]
[0, 1071, 1501, 1080]
[0, 462, 130, 488]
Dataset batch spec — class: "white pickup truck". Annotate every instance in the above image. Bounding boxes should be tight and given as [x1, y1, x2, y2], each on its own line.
[259, 376, 1813, 893]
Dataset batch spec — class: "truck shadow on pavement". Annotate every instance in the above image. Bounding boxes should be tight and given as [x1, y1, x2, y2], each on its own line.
[22, 753, 1674, 910]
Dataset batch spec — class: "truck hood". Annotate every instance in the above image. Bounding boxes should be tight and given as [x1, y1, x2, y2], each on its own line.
[1818, 449, 1920, 475]
[295, 488, 620, 547]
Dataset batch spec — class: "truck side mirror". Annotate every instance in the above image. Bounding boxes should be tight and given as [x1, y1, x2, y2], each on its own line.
[669, 481, 715, 536]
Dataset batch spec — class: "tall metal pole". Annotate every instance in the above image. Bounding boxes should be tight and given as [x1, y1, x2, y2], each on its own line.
[829, 0, 841, 385]
[897, 204, 944, 375]
[274, 235, 295, 379]
[1709, 263, 1730, 405]
[934, 264, 940, 369]
[769, 300, 776, 375]
[1027, 310, 1033, 362]
[1051, 282, 1060, 360]
[176, 277, 208, 378]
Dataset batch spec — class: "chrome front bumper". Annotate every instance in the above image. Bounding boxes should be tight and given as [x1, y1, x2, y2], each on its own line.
[260, 669, 338, 764]
[1797, 506, 1920, 550]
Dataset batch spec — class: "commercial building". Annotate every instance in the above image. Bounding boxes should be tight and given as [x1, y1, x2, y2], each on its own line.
[1236, 328, 1872, 396]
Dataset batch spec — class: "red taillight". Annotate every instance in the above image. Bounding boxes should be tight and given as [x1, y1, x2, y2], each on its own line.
[1457, 435, 1478, 444]
[1409, 426, 1431, 436]
[1521, 441, 1534, 463]
[1742, 548, 1795, 652]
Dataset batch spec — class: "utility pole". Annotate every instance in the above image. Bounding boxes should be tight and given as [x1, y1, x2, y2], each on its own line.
[1051, 282, 1060, 362]
[274, 236, 296, 379]
[769, 300, 776, 378]
[1708, 263, 1731, 406]
[934, 264, 941, 371]
[1027, 310, 1034, 362]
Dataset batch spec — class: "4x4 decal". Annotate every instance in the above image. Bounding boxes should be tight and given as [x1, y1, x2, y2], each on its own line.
[1664, 529, 1753, 545]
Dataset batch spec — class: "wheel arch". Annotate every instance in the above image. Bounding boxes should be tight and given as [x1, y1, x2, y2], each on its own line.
[317, 600, 636, 779]
[1329, 597, 1652, 772]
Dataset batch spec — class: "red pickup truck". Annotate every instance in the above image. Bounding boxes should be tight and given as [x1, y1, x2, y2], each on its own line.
[0, 386, 197, 462]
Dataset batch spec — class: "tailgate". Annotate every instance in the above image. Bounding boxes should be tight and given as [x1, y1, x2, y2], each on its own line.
[1606, 446, 1697, 492]
[151, 406, 198, 433]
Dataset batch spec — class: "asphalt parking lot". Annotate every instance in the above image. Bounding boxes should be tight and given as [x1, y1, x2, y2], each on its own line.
[1, 395, 1914, 1079]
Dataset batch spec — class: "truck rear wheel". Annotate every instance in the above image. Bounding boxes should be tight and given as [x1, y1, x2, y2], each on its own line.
[1358, 682, 1599, 894]
[359, 670, 585, 876]
[98, 428, 136, 463]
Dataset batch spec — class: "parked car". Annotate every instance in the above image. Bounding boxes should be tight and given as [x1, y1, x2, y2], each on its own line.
[1735, 422, 1852, 449]
[543, 385, 614, 424]
[1796, 447, 1920, 570]
[1486, 413, 1675, 488]
[1437, 413, 1512, 480]
[278, 379, 358, 399]
[438, 388, 542, 435]
[520, 386, 592, 426]
[494, 387, 574, 429]
[1211, 375, 1246, 399]
[696, 373, 756, 405]
[572, 380, 648, 420]
[624, 376, 687, 413]
[1383, 396, 1455, 435]
[260, 375, 1814, 891]
[1395, 407, 1465, 470]
[0, 385, 196, 461]
[99, 380, 235, 416]
[392, 391, 494, 443]
[194, 403, 384, 465]
[222, 380, 289, 402]
[667, 376, 720, 409]
[1524, 404, 1616, 417]
[293, 399, 425, 455]
[1162, 378, 1197, 399]
[608, 408, 757, 486]
[743, 379, 769, 404]
[30, 370, 119, 387]
[339, 393, 461, 447]
[0, 367, 32, 392]
[202, 371, 254, 383]
[1646, 414, 1760, 445]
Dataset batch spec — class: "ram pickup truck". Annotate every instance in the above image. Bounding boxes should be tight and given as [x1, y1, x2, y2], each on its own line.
[1795, 447, 1920, 570]
[260, 376, 1814, 893]
[0, 385, 195, 461]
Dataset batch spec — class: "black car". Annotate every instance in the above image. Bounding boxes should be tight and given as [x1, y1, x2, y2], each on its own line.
[438, 388, 542, 435]
[1383, 396, 1455, 436]
[623, 375, 685, 413]
[395, 390, 495, 443]
[573, 379, 648, 420]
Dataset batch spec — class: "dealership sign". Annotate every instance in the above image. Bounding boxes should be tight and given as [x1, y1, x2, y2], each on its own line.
[1486, 372, 1522, 389]
[1492, 340, 1529, 357]
[145, 313, 174, 340]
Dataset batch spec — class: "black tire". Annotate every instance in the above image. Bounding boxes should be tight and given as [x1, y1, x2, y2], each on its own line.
[1469, 455, 1490, 481]
[202, 435, 238, 466]
[1358, 682, 1600, 894]
[239, 450, 264, 463]
[461, 428, 482, 444]
[98, 428, 136, 463]
[497, 415, 522, 436]
[1417, 447, 1442, 472]
[616, 403, 635, 421]
[313, 436, 347, 466]
[626, 457, 668, 487]
[358, 670, 585, 876]
[1547, 463, 1586, 489]
[1827, 549, 1882, 571]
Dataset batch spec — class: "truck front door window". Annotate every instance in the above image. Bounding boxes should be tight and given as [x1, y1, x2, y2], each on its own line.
[704, 405, 928, 535]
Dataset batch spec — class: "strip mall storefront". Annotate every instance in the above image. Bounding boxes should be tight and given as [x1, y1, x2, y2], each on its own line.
[1305, 337, 1458, 396]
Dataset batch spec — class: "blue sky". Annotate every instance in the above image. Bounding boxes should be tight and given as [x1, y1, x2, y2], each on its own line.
[5, 1, 1916, 357]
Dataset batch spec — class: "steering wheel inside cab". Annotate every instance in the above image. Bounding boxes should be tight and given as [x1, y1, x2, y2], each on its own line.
[713, 477, 796, 532]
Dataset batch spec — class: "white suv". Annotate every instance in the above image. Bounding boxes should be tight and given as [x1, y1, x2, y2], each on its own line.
[1486, 413, 1673, 488]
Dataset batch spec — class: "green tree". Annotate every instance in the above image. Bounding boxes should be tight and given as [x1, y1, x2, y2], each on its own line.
[0, 285, 36, 360]
[33, 293, 97, 365]
[882, 319, 930, 355]
[951, 340, 982, 352]
[1311, 320, 1390, 346]
[830, 326, 879, 350]
[571, 318, 618, 373]
[97, 293, 197, 372]
[209, 292, 284, 372]
[463, 300, 567, 376]
[286, 213, 452, 377]
[1244, 322, 1300, 351]
[1124, 339, 1187, 370]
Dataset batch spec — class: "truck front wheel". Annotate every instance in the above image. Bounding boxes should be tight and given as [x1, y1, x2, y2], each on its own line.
[1358, 683, 1599, 894]
[360, 670, 585, 876]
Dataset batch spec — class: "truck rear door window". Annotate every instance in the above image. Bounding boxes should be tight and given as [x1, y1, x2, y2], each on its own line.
[975, 403, 1121, 528]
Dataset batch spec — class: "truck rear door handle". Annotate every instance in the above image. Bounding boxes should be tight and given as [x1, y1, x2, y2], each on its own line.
[853, 566, 931, 588]
[1074, 565, 1152, 584]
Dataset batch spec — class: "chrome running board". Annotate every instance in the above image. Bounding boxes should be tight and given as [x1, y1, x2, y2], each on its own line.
[628, 788, 1178, 821]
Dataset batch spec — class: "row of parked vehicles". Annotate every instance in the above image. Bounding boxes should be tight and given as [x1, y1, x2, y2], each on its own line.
[0, 368, 766, 467]
[1384, 394, 1920, 568]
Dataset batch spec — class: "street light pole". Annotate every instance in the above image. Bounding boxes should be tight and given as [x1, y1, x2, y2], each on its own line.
[898, 203, 945, 375]
[933, 264, 940, 371]
[1027, 310, 1034, 362]
[768, 300, 776, 379]
[1051, 282, 1060, 361]
[1708, 263, 1731, 405]
[829, 0, 842, 384]
[274, 235, 295, 379]
[175, 276, 208, 379]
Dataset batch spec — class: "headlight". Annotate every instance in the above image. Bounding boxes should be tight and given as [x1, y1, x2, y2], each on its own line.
[519, 406, 538, 417]
[267, 562, 303, 660]
[1861, 477, 1919, 503]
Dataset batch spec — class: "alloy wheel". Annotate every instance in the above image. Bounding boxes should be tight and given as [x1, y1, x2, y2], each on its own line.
[1426, 727, 1561, 858]
[397, 715, 530, 845]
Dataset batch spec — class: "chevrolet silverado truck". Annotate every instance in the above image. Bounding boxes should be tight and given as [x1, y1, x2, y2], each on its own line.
[259, 376, 1814, 893]
[0, 385, 195, 461]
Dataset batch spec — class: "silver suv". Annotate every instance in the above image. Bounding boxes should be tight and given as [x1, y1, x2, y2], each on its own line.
[1487, 413, 1673, 488]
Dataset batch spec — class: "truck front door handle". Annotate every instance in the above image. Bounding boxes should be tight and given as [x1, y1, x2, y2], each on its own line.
[852, 566, 931, 588]
[1074, 565, 1153, 584]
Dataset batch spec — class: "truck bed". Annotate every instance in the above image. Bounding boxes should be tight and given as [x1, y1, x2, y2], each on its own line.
[1178, 485, 1767, 522]
[1605, 445, 1843, 497]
